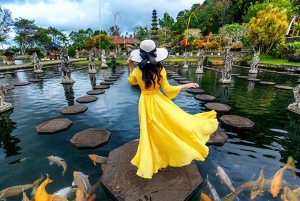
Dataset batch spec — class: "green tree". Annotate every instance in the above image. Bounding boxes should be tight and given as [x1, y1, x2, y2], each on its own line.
[33, 27, 51, 46]
[245, 4, 288, 53]
[0, 6, 13, 46]
[132, 26, 151, 40]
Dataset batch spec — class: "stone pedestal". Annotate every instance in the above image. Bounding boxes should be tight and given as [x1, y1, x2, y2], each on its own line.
[287, 104, 300, 115]
[61, 78, 75, 84]
[0, 102, 13, 114]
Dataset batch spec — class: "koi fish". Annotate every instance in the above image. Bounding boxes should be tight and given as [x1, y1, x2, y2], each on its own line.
[280, 186, 298, 201]
[53, 186, 77, 199]
[47, 155, 67, 176]
[216, 166, 236, 194]
[34, 173, 53, 201]
[270, 159, 295, 197]
[0, 174, 43, 200]
[49, 194, 68, 201]
[221, 187, 243, 201]
[250, 166, 265, 200]
[200, 192, 212, 201]
[87, 193, 96, 201]
[206, 175, 221, 201]
[286, 156, 297, 177]
[88, 154, 107, 166]
[241, 179, 296, 191]
[292, 187, 300, 196]
[72, 171, 91, 198]
[75, 188, 85, 201]
[22, 186, 30, 201]
[90, 178, 101, 194]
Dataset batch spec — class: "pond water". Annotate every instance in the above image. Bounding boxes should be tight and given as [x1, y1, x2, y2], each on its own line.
[0, 59, 31, 67]
[0, 63, 300, 201]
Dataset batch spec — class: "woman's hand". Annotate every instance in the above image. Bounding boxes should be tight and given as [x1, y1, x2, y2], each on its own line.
[181, 82, 199, 89]
[127, 56, 134, 73]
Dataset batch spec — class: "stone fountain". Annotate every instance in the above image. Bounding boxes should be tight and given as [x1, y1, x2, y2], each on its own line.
[0, 84, 13, 114]
[219, 49, 233, 84]
[60, 47, 75, 84]
[183, 52, 189, 68]
[249, 51, 260, 74]
[196, 49, 205, 74]
[101, 50, 108, 68]
[88, 51, 96, 74]
[33, 52, 43, 73]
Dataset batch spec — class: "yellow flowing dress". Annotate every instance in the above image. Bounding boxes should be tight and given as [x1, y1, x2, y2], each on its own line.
[128, 67, 218, 179]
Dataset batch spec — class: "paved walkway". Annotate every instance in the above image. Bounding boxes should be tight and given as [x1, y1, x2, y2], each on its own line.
[0, 58, 86, 72]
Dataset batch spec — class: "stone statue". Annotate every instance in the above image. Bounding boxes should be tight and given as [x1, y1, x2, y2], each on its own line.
[88, 51, 96, 74]
[60, 47, 75, 83]
[196, 49, 205, 74]
[183, 52, 188, 68]
[249, 51, 260, 74]
[0, 84, 13, 113]
[101, 49, 108, 68]
[293, 84, 300, 108]
[33, 52, 43, 73]
[219, 49, 233, 83]
[0, 84, 7, 106]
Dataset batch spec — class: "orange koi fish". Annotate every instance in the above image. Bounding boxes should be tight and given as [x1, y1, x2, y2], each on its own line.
[88, 154, 107, 166]
[73, 171, 91, 198]
[0, 174, 43, 200]
[47, 155, 67, 176]
[200, 192, 212, 201]
[206, 175, 221, 201]
[221, 187, 243, 201]
[34, 173, 53, 201]
[250, 166, 265, 200]
[216, 166, 236, 194]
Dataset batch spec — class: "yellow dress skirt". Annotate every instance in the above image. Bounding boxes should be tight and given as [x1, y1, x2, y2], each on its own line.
[128, 67, 218, 179]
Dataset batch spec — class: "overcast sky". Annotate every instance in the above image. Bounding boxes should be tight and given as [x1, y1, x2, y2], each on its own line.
[2, 0, 204, 36]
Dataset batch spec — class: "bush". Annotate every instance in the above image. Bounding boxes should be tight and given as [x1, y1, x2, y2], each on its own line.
[68, 46, 76, 57]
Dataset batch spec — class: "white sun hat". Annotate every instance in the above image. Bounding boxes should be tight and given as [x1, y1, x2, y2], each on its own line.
[130, 39, 168, 68]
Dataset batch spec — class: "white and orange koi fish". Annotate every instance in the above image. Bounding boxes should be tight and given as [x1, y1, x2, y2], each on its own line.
[250, 165, 265, 200]
[47, 155, 67, 176]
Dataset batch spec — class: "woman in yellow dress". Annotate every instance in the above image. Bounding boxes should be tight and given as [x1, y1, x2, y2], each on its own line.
[127, 40, 219, 179]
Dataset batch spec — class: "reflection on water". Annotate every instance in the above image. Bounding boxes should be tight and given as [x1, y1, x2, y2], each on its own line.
[0, 64, 299, 201]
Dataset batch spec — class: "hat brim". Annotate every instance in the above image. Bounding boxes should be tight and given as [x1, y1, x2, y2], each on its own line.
[130, 48, 168, 63]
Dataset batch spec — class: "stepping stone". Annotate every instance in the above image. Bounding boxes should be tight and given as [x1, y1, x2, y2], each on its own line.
[60, 105, 88, 115]
[237, 76, 248, 79]
[100, 81, 114, 85]
[105, 78, 117, 81]
[204, 102, 231, 112]
[100, 140, 202, 201]
[171, 75, 181, 78]
[220, 115, 254, 129]
[174, 77, 186, 81]
[40, 75, 52, 79]
[109, 76, 119, 79]
[187, 88, 205, 94]
[14, 82, 31, 86]
[179, 80, 191, 84]
[86, 89, 105, 95]
[3, 84, 15, 90]
[259, 81, 276, 85]
[206, 130, 228, 146]
[4, 71, 15, 75]
[70, 128, 110, 149]
[76, 96, 98, 103]
[116, 70, 125, 74]
[112, 73, 122, 76]
[194, 94, 216, 101]
[0, 75, 4, 78]
[94, 85, 110, 89]
[247, 78, 261, 82]
[274, 85, 294, 90]
[36, 118, 72, 134]
[29, 79, 42, 82]
[52, 73, 61, 77]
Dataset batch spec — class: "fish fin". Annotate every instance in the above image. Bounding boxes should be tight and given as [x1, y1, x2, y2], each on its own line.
[62, 171, 65, 177]
[93, 161, 96, 166]
[259, 191, 264, 196]
[49, 162, 53, 165]
[72, 181, 76, 186]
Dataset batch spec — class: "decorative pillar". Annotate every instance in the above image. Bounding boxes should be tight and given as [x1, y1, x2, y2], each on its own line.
[151, 9, 159, 46]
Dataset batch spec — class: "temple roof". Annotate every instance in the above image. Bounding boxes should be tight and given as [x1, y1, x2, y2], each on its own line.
[43, 42, 62, 49]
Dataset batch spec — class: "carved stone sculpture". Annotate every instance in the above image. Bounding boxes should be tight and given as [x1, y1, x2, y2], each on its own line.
[0, 84, 13, 114]
[196, 49, 205, 74]
[88, 51, 96, 74]
[249, 51, 260, 74]
[183, 52, 188, 68]
[60, 47, 75, 84]
[33, 52, 43, 73]
[287, 84, 300, 115]
[219, 49, 233, 83]
[101, 49, 108, 68]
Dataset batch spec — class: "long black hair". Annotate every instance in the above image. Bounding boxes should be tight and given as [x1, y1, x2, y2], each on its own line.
[140, 62, 163, 89]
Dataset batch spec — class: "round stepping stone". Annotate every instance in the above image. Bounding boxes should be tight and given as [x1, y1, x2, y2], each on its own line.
[105, 78, 117, 81]
[100, 140, 202, 201]
[171, 75, 181, 78]
[70, 128, 110, 149]
[76, 96, 98, 103]
[60, 105, 88, 115]
[109, 76, 119, 79]
[3, 84, 15, 90]
[40, 75, 52, 79]
[29, 79, 42, 82]
[247, 78, 261, 82]
[194, 94, 216, 101]
[259, 81, 276, 85]
[274, 85, 294, 90]
[206, 130, 228, 146]
[116, 70, 125, 74]
[237, 76, 248, 79]
[87, 89, 105, 95]
[205, 102, 231, 112]
[100, 81, 114, 85]
[179, 80, 191, 84]
[220, 115, 254, 129]
[187, 88, 205, 94]
[174, 77, 186, 81]
[94, 85, 110, 89]
[14, 82, 31, 86]
[52, 73, 61, 77]
[112, 74, 122, 76]
[36, 118, 72, 134]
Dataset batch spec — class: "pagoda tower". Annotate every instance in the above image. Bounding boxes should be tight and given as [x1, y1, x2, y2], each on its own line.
[151, 9, 159, 46]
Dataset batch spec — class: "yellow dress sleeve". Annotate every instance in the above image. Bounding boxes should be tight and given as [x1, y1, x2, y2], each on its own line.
[127, 67, 138, 85]
[160, 68, 181, 99]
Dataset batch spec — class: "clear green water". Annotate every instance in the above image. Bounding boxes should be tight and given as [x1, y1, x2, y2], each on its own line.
[0, 64, 299, 201]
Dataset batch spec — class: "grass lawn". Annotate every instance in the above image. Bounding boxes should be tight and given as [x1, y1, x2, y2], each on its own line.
[259, 54, 300, 66]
